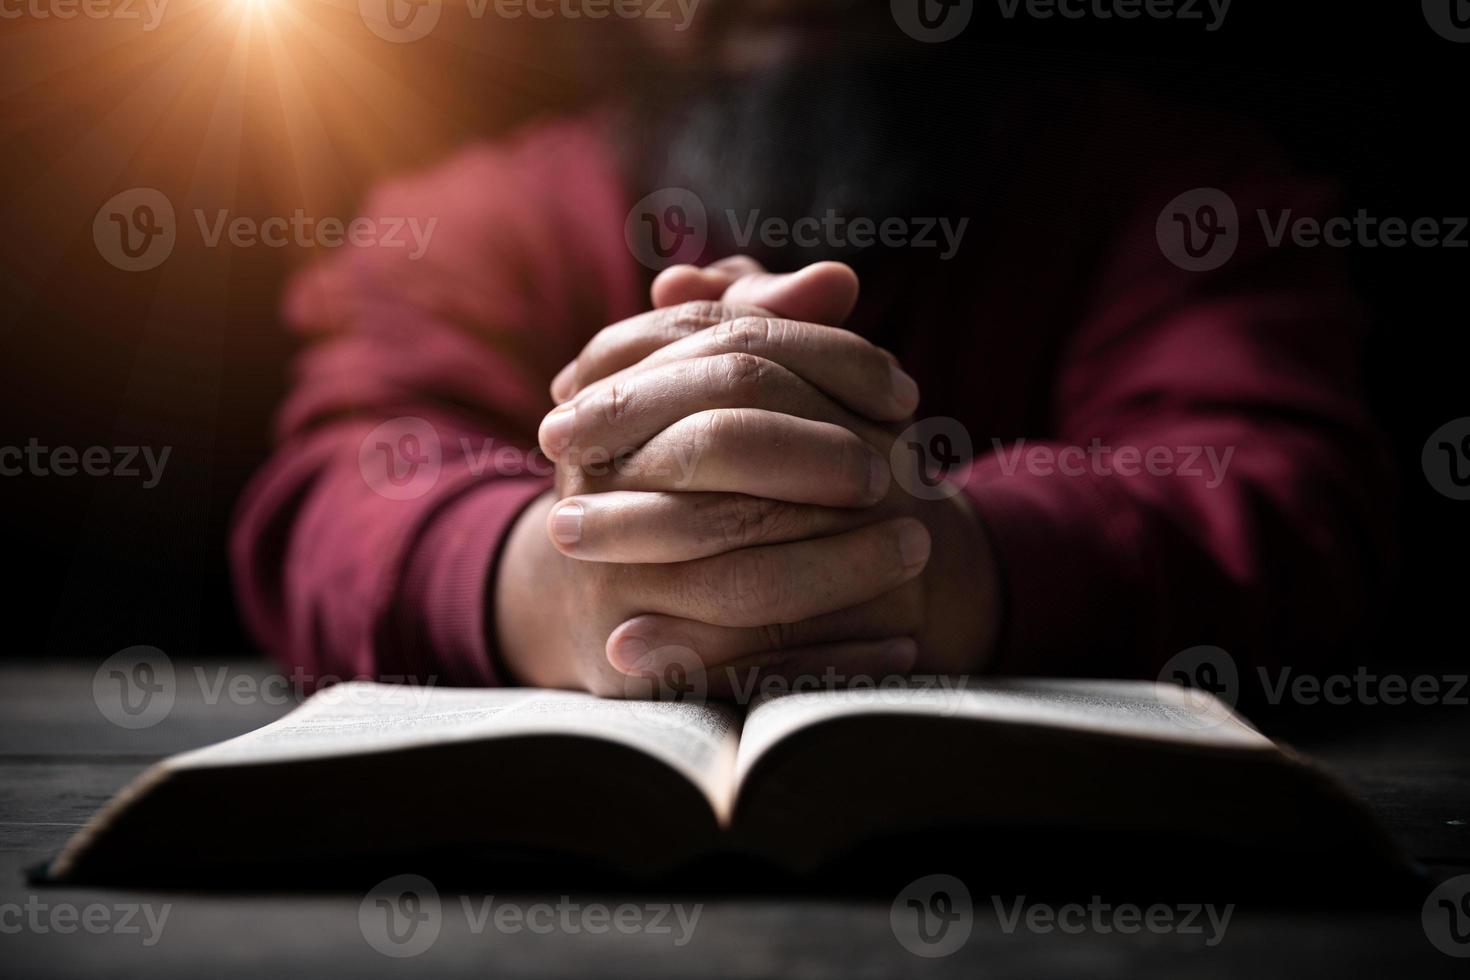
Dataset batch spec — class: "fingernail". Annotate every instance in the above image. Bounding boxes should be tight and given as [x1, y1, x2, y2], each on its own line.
[539, 404, 575, 457]
[898, 521, 931, 569]
[550, 502, 583, 546]
[867, 453, 891, 502]
[550, 361, 577, 402]
[608, 636, 649, 673]
[889, 362, 919, 412]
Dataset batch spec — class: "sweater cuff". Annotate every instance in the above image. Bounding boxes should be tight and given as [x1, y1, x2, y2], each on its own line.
[962, 449, 1148, 678]
[395, 477, 549, 686]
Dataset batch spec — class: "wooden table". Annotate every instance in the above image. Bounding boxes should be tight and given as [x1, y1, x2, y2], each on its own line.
[2, 659, 1467, 978]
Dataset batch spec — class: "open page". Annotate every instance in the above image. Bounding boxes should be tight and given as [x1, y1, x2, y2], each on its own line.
[734, 678, 1273, 787]
[170, 681, 741, 810]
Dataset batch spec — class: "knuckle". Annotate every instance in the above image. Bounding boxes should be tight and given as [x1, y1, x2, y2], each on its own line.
[715, 315, 775, 354]
[691, 409, 738, 455]
[596, 378, 633, 430]
[670, 300, 728, 334]
[709, 495, 790, 550]
[712, 351, 770, 397]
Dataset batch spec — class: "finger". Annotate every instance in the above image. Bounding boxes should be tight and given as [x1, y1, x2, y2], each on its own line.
[719, 260, 860, 326]
[552, 300, 770, 403]
[599, 315, 919, 422]
[605, 637, 911, 696]
[627, 517, 931, 628]
[539, 352, 889, 464]
[650, 256, 767, 308]
[606, 584, 924, 669]
[547, 491, 870, 563]
[582, 408, 890, 507]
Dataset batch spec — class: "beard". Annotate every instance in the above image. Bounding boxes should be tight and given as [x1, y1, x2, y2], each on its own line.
[616, 46, 1002, 278]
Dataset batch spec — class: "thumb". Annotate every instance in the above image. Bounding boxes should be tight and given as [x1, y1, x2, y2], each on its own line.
[650, 255, 767, 308]
[719, 261, 860, 325]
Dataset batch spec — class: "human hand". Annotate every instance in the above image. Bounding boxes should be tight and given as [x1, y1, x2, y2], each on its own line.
[496, 259, 997, 697]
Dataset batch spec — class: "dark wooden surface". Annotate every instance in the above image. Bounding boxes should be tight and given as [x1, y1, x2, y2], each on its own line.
[2, 660, 1467, 978]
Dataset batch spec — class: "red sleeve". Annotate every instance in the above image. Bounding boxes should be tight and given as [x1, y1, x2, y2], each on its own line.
[966, 132, 1393, 679]
[229, 120, 641, 686]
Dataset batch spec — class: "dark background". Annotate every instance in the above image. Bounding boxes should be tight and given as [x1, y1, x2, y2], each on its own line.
[0, 4, 1464, 679]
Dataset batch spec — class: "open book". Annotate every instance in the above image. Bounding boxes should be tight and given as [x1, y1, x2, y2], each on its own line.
[48, 679, 1404, 884]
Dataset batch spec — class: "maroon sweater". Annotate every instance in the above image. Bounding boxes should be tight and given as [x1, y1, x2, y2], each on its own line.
[230, 106, 1391, 688]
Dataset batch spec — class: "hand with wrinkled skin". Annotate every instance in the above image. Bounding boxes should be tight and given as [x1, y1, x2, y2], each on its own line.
[495, 258, 997, 698]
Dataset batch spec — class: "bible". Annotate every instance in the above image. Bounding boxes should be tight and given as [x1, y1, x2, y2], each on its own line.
[47, 678, 1405, 885]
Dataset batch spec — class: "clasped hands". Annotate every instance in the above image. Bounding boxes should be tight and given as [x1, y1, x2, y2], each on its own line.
[495, 257, 997, 698]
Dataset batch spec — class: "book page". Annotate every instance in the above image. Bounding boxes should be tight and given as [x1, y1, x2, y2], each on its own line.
[734, 678, 1272, 785]
[170, 682, 740, 806]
